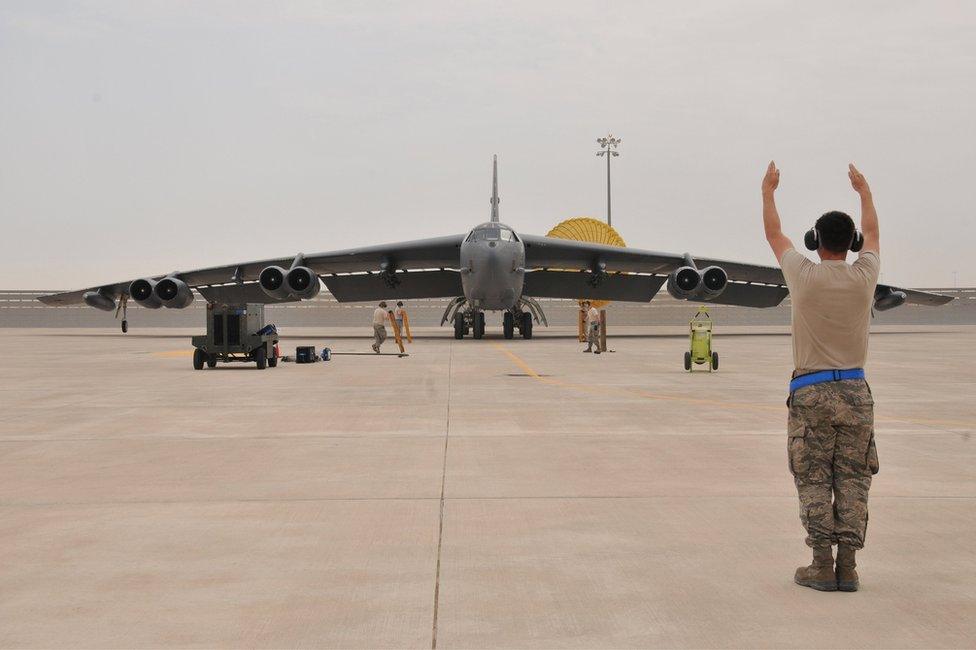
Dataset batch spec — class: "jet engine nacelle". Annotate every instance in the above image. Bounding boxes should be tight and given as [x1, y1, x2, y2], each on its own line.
[259, 266, 291, 300]
[259, 264, 321, 301]
[666, 267, 702, 299]
[699, 266, 729, 300]
[154, 277, 194, 309]
[874, 287, 907, 311]
[82, 290, 116, 311]
[286, 266, 321, 300]
[129, 278, 162, 309]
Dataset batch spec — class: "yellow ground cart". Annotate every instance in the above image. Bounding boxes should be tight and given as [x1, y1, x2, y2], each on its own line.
[685, 307, 718, 372]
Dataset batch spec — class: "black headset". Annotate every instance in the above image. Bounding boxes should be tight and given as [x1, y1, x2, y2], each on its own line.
[804, 226, 864, 253]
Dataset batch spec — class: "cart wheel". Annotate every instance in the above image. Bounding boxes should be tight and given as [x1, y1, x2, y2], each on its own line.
[268, 355, 278, 368]
[255, 345, 267, 370]
[684, 351, 691, 371]
[206, 354, 217, 369]
[192, 348, 205, 370]
[711, 351, 719, 371]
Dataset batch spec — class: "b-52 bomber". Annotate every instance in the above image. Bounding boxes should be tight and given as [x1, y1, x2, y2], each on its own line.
[39, 156, 952, 338]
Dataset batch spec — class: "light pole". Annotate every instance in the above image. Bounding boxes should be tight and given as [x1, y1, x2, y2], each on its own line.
[596, 133, 621, 227]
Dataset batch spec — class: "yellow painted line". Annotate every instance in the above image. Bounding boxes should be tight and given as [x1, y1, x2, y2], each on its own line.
[490, 343, 976, 431]
[152, 350, 194, 358]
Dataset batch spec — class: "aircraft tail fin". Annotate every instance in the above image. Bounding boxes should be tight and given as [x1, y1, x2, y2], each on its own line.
[490, 155, 500, 222]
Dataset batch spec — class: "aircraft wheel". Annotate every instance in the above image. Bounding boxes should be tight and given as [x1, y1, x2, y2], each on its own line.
[711, 351, 719, 371]
[521, 312, 533, 339]
[503, 312, 514, 339]
[255, 345, 267, 369]
[206, 354, 217, 368]
[268, 355, 278, 368]
[454, 313, 465, 339]
[684, 351, 692, 371]
[193, 348, 205, 370]
[473, 312, 485, 339]
[121, 319, 128, 334]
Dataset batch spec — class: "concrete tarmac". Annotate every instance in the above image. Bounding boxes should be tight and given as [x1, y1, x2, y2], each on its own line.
[1, 326, 974, 648]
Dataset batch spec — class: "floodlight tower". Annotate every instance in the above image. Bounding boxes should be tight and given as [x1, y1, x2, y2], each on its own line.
[596, 133, 621, 227]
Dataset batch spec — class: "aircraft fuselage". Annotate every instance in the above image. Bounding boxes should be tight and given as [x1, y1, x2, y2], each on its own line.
[459, 221, 525, 311]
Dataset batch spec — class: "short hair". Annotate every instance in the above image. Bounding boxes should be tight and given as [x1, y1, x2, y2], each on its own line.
[379, 301, 387, 307]
[816, 211, 856, 253]
[396, 301, 403, 306]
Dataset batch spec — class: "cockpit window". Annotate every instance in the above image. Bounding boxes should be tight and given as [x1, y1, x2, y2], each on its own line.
[466, 226, 518, 242]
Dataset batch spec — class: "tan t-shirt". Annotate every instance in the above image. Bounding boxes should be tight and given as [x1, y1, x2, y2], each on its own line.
[780, 249, 880, 373]
[372, 307, 387, 326]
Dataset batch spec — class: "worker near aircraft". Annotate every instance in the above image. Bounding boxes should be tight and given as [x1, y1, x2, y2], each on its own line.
[394, 301, 406, 336]
[762, 161, 881, 593]
[372, 301, 389, 353]
[582, 301, 601, 354]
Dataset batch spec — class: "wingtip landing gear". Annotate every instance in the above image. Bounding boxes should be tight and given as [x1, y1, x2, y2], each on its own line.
[115, 294, 129, 333]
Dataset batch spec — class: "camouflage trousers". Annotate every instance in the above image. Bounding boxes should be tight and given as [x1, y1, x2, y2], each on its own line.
[788, 378, 880, 549]
[586, 323, 600, 349]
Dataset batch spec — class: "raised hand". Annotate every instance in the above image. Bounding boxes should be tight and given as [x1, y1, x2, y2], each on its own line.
[762, 160, 780, 194]
[848, 163, 870, 195]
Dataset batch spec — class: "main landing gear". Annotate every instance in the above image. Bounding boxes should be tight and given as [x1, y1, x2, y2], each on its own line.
[453, 309, 532, 340]
[443, 297, 544, 340]
[454, 310, 486, 339]
[503, 310, 532, 339]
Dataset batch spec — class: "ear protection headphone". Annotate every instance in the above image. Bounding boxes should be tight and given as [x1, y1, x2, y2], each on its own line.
[804, 227, 864, 253]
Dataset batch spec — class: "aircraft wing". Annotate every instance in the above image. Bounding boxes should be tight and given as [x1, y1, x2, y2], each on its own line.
[520, 235, 952, 308]
[37, 235, 466, 306]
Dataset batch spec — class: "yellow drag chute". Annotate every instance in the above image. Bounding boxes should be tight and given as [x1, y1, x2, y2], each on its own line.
[546, 217, 626, 308]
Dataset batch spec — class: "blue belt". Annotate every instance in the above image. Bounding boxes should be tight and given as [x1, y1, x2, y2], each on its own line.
[789, 368, 865, 393]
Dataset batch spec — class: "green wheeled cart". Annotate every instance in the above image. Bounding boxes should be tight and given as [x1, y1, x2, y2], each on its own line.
[684, 307, 718, 372]
[191, 302, 279, 370]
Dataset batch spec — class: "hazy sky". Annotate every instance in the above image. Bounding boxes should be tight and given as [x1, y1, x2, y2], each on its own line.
[1, 1, 973, 289]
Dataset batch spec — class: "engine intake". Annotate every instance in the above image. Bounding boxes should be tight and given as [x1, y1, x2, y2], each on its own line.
[700, 266, 728, 300]
[259, 266, 291, 300]
[666, 267, 702, 299]
[874, 287, 907, 311]
[286, 266, 321, 300]
[259, 264, 321, 301]
[129, 278, 162, 309]
[154, 277, 194, 309]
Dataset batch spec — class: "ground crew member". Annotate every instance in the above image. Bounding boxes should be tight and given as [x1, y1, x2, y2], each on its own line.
[371, 301, 388, 353]
[762, 161, 881, 592]
[394, 301, 405, 334]
[582, 301, 601, 354]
